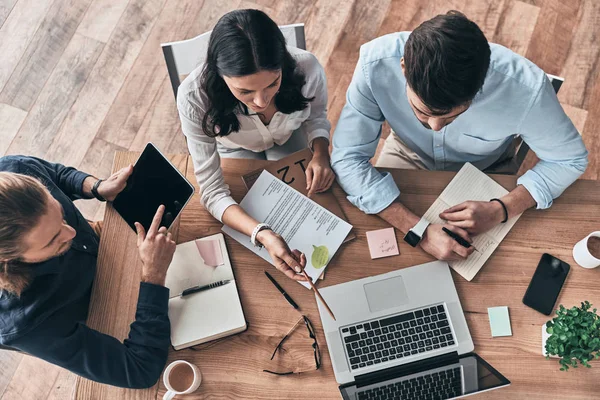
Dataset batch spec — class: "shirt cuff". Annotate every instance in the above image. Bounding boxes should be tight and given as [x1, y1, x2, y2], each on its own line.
[307, 128, 330, 148]
[517, 169, 553, 209]
[137, 282, 169, 312]
[213, 197, 238, 223]
[73, 172, 92, 200]
[346, 172, 401, 214]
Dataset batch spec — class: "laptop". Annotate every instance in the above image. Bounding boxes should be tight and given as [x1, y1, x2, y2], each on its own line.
[316, 261, 510, 399]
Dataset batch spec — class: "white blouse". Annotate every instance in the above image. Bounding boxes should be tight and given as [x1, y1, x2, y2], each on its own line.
[177, 47, 331, 221]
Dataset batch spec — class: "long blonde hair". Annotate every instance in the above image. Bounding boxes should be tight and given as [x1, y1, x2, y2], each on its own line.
[0, 172, 49, 296]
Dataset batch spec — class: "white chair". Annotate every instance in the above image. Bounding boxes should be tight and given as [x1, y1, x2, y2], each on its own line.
[161, 23, 306, 99]
[485, 73, 564, 175]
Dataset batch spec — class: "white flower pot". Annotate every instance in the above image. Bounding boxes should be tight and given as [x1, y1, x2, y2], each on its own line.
[542, 323, 559, 358]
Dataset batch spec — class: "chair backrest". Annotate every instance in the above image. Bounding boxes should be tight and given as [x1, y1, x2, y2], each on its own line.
[161, 23, 306, 99]
[486, 73, 564, 175]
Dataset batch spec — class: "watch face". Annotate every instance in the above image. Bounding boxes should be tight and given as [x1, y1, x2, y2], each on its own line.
[404, 231, 421, 247]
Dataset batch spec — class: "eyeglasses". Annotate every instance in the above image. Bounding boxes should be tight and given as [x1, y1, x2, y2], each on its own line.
[263, 315, 321, 375]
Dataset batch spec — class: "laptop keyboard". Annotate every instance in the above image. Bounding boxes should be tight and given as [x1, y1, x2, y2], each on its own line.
[356, 366, 462, 400]
[341, 304, 455, 371]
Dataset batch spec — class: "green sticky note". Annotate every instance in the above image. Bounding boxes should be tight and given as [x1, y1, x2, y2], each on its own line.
[487, 306, 512, 337]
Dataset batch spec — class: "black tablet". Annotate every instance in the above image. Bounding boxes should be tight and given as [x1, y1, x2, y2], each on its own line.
[113, 143, 195, 232]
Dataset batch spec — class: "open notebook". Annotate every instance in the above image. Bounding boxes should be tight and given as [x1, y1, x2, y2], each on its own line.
[423, 163, 522, 281]
[165, 233, 246, 350]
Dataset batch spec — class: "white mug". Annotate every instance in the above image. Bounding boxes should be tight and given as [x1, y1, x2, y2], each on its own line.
[163, 360, 202, 400]
[573, 231, 600, 269]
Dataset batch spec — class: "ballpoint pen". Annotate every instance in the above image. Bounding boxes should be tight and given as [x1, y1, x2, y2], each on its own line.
[181, 279, 231, 297]
[442, 227, 480, 253]
[264, 271, 300, 309]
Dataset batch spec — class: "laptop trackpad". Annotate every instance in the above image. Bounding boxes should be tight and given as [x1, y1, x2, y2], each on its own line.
[364, 276, 409, 313]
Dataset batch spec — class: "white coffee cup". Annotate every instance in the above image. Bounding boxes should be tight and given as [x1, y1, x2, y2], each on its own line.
[573, 231, 600, 269]
[163, 360, 202, 400]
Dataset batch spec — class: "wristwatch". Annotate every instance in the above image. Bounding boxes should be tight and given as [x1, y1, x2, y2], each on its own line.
[91, 179, 106, 202]
[403, 217, 431, 247]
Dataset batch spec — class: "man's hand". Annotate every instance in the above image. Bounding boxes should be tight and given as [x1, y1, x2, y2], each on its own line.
[419, 224, 475, 261]
[256, 230, 309, 282]
[439, 200, 505, 236]
[135, 205, 176, 286]
[97, 165, 134, 202]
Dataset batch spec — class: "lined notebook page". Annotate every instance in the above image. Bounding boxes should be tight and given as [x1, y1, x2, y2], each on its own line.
[423, 163, 521, 281]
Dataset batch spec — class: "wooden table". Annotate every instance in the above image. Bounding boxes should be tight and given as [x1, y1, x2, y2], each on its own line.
[75, 152, 600, 399]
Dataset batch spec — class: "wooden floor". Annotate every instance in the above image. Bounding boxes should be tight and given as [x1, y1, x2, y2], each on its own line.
[0, 0, 598, 398]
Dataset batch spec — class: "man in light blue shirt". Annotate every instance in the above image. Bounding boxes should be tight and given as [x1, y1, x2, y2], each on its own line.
[331, 11, 588, 261]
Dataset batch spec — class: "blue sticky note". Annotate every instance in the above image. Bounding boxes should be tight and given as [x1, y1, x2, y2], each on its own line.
[488, 306, 512, 337]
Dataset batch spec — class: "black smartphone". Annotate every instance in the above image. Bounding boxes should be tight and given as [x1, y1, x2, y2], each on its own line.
[522, 253, 570, 315]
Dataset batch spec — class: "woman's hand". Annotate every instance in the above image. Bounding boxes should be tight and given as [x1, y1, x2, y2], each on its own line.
[256, 230, 308, 281]
[306, 138, 335, 197]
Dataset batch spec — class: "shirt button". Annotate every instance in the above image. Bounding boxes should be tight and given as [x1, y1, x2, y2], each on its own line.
[83, 245, 87, 250]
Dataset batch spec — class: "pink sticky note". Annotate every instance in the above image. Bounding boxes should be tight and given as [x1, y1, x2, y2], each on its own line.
[366, 228, 400, 259]
[195, 239, 224, 267]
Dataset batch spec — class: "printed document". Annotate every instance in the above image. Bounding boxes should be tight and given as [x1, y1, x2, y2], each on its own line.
[223, 171, 353, 288]
[423, 163, 521, 281]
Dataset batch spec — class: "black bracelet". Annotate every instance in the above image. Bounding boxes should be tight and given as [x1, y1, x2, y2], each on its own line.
[91, 179, 106, 202]
[490, 198, 508, 223]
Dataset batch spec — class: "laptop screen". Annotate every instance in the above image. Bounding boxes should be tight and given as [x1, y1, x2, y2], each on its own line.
[340, 353, 509, 400]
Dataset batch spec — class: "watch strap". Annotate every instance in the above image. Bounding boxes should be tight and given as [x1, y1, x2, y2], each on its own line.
[403, 217, 431, 247]
[91, 179, 106, 202]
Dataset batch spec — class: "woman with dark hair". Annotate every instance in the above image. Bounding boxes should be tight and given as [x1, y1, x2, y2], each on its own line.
[177, 9, 334, 281]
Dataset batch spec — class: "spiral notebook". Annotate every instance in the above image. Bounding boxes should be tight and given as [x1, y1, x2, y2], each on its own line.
[165, 233, 246, 350]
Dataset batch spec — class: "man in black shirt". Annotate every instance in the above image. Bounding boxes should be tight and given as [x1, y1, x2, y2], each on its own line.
[0, 155, 175, 388]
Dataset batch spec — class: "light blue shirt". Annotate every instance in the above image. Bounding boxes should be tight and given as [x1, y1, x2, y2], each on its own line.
[331, 32, 588, 214]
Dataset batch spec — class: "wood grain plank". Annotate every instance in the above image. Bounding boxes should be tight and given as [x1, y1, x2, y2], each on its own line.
[45, 369, 77, 400]
[0, 0, 17, 29]
[74, 152, 187, 400]
[43, 0, 167, 168]
[492, 0, 540, 56]
[325, 0, 392, 134]
[94, 0, 216, 150]
[578, 59, 600, 180]
[1, 356, 61, 400]
[557, 0, 600, 109]
[0, 0, 93, 111]
[77, 0, 131, 43]
[0, 0, 55, 101]
[5, 33, 103, 158]
[124, 0, 245, 152]
[0, 351, 22, 399]
[0, 103, 26, 156]
[302, 0, 354, 63]
[525, 0, 581, 76]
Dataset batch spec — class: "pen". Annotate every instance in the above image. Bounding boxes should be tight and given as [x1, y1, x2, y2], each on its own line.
[442, 227, 480, 253]
[181, 279, 231, 297]
[264, 271, 299, 310]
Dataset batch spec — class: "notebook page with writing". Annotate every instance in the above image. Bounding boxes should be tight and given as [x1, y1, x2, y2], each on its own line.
[423, 163, 521, 281]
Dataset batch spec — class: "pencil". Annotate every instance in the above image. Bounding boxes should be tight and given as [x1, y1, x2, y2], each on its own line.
[302, 270, 336, 321]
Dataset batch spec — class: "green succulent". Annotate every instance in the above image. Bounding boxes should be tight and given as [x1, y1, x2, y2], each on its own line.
[545, 301, 600, 371]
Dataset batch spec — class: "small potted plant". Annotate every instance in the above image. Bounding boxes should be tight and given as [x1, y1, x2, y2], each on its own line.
[544, 301, 600, 371]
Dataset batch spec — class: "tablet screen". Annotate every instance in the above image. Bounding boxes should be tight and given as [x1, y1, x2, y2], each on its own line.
[113, 143, 194, 232]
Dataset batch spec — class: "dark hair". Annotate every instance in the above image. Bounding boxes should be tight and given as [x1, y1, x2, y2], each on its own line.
[404, 10, 491, 114]
[200, 9, 314, 137]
